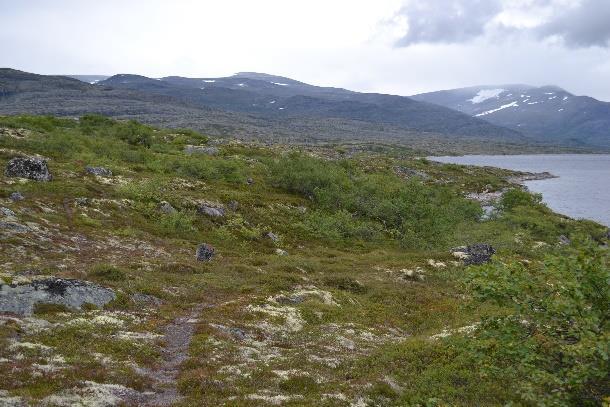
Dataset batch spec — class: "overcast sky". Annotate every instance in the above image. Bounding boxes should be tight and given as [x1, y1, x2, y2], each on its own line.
[2, 0, 610, 100]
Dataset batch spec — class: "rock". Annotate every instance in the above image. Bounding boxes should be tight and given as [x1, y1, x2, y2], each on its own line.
[246, 177, 254, 185]
[184, 145, 219, 155]
[74, 197, 89, 206]
[130, 293, 163, 307]
[451, 243, 495, 265]
[227, 200, 239, 211]
[211, 323, 247, 341]
[0, 207, 15, 217]
[264, 231, 279, 242]
[9, 192, 24, 202]
[275, 295, 304, 305]
[0, 278, 115, 316]
[5, 157, 52, 181]
[158, 201, 176, 214]
[196, 243, 215, 261]
[275, 248, 288, 256]
[85, 166, 113, 177]
[0, 221, 29, 233]
[558, 235, 571, 246]
[394, 166, 430, 179]
[197, 203, 225, 218]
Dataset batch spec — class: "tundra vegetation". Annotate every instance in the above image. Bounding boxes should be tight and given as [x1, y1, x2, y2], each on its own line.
[0, 115, 607, 406]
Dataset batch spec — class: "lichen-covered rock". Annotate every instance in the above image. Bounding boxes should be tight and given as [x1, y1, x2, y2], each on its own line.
[9, 192, 24, 202]
[85, 166, 113, 177]
[264, 231, 279, 242]
[5, 157, 52, 181]
[158, 201, 176, 214]
[196, 243, 215, 261]
[184, 145, 219, 155]
[197, 203, 225, 218]
[0, 278, 115, 316]
[558, 235, 571, 246]
[451, 244, 495, 265]
[0, 207, 15, 217]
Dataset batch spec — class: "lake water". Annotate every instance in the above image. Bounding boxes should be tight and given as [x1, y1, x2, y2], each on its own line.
[431, 154, 610, 227]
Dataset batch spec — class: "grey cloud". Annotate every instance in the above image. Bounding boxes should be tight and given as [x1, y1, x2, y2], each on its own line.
[393, 0, 610, 48]
[394, 0, 502, 46]
[537, 0, 610, 48]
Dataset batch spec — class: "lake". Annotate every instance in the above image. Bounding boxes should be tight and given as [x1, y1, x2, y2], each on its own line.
[430, 154, 610, 227]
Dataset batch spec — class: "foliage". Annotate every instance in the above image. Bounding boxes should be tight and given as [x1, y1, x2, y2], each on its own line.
[463, 240, 610, 405]
[270, 153, 481, 248]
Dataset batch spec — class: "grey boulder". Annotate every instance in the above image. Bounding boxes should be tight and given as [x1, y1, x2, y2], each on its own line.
[0, 278, 115, 316]
[85, 166, 113, 177]
[196, 243, 215, 261]
[451, 243, 496, 265]
[197, 204, 225, 218]
[5, 157, 52, 181]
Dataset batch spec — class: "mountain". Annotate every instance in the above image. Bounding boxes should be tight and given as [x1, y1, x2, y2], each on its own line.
[0, 68, 537, 153]
[411, 85, 610, 148]
[67, 75, 110, 84]
[97, 72, 523, 141]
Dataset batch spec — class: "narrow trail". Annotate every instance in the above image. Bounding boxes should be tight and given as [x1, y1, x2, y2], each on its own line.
[137, 304, 207, 406]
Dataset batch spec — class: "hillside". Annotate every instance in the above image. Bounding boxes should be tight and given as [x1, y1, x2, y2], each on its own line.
[98, 72, 524, 140]
[0, 115, 607, 405]
[0, 69, 539, 154]
[412, 85, 610, 148]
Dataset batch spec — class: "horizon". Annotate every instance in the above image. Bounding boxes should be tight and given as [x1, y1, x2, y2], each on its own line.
[6, 67, 605, 101]
[2, 0, 610, 101]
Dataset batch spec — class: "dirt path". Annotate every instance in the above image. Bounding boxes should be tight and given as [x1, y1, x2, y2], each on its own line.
[137, 304, 207, 406]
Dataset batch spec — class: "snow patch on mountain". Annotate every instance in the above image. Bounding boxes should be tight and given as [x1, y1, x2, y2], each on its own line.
[475, 101, 519, 117]
[468, 89, 505, 104]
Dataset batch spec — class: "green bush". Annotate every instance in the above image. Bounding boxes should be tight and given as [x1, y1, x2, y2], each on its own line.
[463, 240, 609, 405]
[500, 188, 542, 210]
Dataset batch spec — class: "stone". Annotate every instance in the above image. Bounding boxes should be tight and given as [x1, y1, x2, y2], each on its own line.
[558, 235, 571, 245]
[227, 200, 239, 211]
[130, 293, 163, 307]
[451, 244, 495, 265]
[184, 145, 219, 155]
[0, 278, 115, 316]
[5, 157, 52, 181]
[246, 177, 254, 185]
[0, 221, 29, 233]
[9, 192, 24, 202]
[264, 231, 279, 242]
[275, 248, 288, 256]
[158, 201, 176, 214]
[197, 204, 225, 218]
[75, 197, 89, 206]
[0, 207, 15, 217]
[196, 243, 215, 261]
[85, 166, 113, 177]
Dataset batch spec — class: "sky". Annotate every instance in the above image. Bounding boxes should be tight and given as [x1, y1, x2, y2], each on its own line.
[1, 0, 610, 100]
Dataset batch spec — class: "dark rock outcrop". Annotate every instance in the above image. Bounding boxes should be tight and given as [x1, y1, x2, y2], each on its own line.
[5, 157, 52, 181]
[196, 243, 215, 261]
[9, 192, 24, 201]
[197, 204, 225, 218]
[451, 243, 496, 265]
[0, 278, 115, 316]
[85, 166, 113, 177]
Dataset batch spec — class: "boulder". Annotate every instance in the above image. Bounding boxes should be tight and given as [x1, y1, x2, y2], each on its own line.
[184, 145, 219, 155]
[85, 166, 113, 177]
[558, 235, 571, 246]
[196, 243, 215, 261]
[264, 231, 279, 242]
[5, 157, 52, 181]
[197, 203, 225, 218]
[9, 192, 24, 202]
[158, 201, 176, 214]
[275, 248, 288, 256]
[246, 178, 255, 185]
[0, 278, 115, 316]
[451, 244, 495, 265]
[0, 207, 15, 217]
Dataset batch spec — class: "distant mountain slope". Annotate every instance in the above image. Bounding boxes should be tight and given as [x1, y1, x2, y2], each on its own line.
[67, 75, 110, 84]
[98, 73, 524, 140]
[0, 68, 573, 154]
[411, 85, 610, 148]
